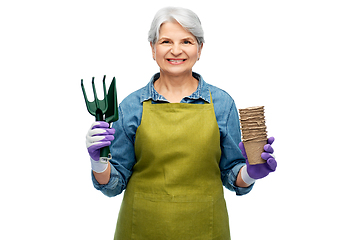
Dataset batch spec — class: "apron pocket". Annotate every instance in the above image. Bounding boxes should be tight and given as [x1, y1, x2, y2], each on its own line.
[132, 192, 213, 240]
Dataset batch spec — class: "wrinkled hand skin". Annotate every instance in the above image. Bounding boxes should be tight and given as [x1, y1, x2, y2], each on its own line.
[239, 137, 277, 179]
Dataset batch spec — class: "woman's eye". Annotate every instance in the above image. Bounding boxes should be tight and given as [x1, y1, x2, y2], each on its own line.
[183, 40, 191, 44]
[161, 40, 170, 44]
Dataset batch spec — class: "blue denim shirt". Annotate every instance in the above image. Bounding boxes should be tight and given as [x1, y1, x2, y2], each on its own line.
[92, 72, 254, 196]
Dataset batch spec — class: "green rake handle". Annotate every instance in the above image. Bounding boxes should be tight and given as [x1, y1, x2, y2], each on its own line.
[95, 112, 111, 162]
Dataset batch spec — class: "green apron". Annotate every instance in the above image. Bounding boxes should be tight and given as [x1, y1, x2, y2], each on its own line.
[114, 93, 231, 240]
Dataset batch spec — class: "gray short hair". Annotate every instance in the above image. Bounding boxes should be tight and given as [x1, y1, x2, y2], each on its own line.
[148, 7, 205, 46]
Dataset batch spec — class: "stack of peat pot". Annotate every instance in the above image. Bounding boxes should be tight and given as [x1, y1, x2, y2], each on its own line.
[239, 106, 267, 165]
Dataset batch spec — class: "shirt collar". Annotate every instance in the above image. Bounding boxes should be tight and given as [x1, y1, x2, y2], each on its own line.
[140, 72, 211, 103]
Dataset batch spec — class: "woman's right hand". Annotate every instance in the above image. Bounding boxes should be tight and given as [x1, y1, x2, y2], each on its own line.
[86, 121, 115, 172]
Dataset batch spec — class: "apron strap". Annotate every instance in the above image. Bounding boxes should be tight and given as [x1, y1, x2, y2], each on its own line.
[209, 90, 213, 104]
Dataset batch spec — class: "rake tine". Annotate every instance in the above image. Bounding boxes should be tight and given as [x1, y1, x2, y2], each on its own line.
[81, 79, 88, 102]
[102, 75, 108, 111]
[100, 76, 108, 115]
[102, 75, 107, 101]
[91, 77, 99, 109]
[81, 79, 96, 116]
[81, 79, 90, 104]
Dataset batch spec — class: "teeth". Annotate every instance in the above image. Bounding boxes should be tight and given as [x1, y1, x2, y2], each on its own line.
[168, 59, 185, 63]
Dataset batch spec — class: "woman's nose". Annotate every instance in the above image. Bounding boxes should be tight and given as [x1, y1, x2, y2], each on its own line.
[171, 43, 182, 56]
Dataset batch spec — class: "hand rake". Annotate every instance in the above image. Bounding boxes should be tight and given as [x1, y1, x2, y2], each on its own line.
[81, 75, 119, 163]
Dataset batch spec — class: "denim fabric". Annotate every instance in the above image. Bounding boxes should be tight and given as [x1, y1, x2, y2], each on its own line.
[92, 72, 254, 196]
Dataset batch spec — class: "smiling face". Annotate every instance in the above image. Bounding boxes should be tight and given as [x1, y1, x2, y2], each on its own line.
[151, 21, 203, 77]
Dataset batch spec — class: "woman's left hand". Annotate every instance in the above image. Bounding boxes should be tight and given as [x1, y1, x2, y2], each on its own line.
[239, 137, 277, 180]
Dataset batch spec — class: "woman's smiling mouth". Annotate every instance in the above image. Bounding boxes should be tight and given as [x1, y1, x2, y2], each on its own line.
[167, 59, 186, 64]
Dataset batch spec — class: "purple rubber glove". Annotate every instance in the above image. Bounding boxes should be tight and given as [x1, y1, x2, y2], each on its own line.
[239, 137, 277, 180]
[86, 121, 115, 161]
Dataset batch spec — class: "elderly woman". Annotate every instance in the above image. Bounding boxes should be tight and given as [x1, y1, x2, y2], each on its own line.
[86, 7, 277, 240]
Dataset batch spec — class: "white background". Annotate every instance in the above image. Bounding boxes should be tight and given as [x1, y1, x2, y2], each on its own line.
[1, 0, 359, 239]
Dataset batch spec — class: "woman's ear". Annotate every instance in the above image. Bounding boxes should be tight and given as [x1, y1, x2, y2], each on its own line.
[197, 43, 204, 60]
[150, 42, 155, 60]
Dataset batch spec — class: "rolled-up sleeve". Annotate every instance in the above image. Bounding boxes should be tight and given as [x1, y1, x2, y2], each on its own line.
[91, 163, 130, 197]
[219, 100, 254, 196]
[223, 162, 254, 196]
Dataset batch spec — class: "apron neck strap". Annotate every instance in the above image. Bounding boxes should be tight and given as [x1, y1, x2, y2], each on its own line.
[209, 90, 213, 104]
